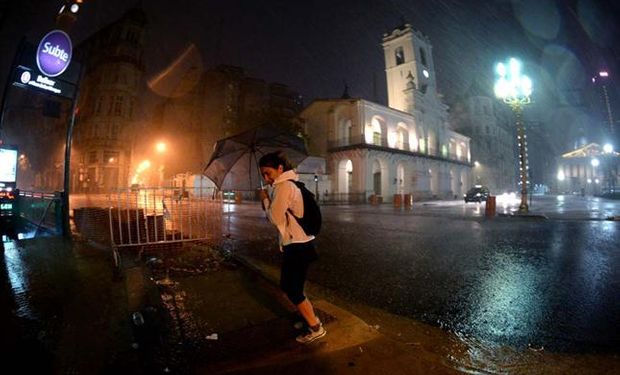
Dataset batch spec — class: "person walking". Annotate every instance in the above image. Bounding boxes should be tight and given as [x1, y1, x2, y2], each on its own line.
[258, 151, 326, 344]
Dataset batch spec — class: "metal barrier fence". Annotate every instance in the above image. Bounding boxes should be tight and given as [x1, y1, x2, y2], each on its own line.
[71, 188, 223, 249]
[17, 191, 62, 235]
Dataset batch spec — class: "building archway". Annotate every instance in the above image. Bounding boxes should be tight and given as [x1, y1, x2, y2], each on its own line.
[372, 160, 382, 195]
[396, 163, 405, 194]
[461, 169, 468, 194]
[338, 159, 353, 194]
[450, 168, 459, 197]
[429, 167, 439, 196]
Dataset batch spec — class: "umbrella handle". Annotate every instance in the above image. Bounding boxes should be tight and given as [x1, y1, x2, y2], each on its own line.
[254, 152, 264, 190]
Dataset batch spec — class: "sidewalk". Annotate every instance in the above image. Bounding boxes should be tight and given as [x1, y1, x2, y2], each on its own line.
[1, 235, 459, 374]
[0, 236, 139, 373]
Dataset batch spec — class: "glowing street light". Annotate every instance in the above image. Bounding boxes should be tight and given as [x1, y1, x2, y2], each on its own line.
[155, 142, 167, 153]
[154, 141, 167, 187]
[603, 144, 613, 154]
[557, 170, 565, 181]
[495, 57, 532, 213]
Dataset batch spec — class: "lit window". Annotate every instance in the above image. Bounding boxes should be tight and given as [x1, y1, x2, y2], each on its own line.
[373, 132, 381, 146]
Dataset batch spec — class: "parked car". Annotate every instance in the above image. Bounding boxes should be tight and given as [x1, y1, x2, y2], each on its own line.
[464, 185, 490, 203]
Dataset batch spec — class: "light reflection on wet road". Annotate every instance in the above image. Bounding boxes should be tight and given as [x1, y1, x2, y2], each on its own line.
[228, 195, 620, 354]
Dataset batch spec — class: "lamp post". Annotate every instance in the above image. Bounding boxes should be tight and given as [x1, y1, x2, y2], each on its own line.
[494, 57, 533, 213]
[602, 143, 616, 194]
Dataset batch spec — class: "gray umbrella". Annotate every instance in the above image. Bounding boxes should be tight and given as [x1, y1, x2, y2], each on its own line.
[203, 126, 308, 191]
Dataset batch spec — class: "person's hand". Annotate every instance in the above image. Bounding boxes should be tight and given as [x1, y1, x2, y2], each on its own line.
[258, 189, 269, 201]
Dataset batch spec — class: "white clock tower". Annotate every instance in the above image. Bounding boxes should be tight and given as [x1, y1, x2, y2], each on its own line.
[382, 23, 437, 113]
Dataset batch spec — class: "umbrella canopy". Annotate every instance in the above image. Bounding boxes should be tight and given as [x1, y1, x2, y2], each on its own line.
[203, 126, 308, 190]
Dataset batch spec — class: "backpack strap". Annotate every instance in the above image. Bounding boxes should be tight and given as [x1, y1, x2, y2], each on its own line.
[286, 179, 302, 219]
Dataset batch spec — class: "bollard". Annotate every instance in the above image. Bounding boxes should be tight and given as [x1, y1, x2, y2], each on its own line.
[234, 191, 243, 204]
[369, 194, 378, 206]
[485, 195, 496, 217]
[403, 193, 413, 210]
[393, 194, 402, 208]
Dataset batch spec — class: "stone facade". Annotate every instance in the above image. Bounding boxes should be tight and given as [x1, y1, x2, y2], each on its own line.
[71, 7, 147, 192]
[303, 99, 471, 201]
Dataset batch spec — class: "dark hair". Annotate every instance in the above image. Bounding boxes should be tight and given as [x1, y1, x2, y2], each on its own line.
[259, 151, 294, 171]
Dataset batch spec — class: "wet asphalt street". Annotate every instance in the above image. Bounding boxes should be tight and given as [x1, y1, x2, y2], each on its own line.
[226, 195, 620, 354]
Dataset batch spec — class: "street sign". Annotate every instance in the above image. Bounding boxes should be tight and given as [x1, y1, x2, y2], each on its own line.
[36, 30, 73, 77]
[12, 65, 76, 99]
[7, 29, 79, 100]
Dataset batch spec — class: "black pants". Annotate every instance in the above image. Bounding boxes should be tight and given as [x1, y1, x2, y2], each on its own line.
[280, 241, 318, 305]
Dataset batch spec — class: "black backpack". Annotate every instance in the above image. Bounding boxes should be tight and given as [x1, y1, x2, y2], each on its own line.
[288, 180, 322, 236]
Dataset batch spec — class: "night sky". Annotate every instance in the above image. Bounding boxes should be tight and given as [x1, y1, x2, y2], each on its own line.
[1, 0, 619, 148]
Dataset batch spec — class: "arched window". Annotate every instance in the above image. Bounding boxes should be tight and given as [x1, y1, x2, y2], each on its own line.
[338, 119, 353, 146]
[396, 124, 408, 150]
[395, 47, 405, 65]
[366, 117, 384, 146]
[338, 159, 353, 194]
[346, 160, 353, 193]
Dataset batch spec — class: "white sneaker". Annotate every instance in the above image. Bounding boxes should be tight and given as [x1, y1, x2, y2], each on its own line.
[295, 323, 326, 343]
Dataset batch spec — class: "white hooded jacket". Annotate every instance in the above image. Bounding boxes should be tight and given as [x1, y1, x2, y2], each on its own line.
[263, 169, 315, 248]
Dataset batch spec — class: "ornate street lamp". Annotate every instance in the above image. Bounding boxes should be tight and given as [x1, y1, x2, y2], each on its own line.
[494, 58, 533, 213]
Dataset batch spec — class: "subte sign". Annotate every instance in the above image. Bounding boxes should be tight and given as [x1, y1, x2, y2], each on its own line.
[11, 30, 79, 99]
[36, 30, 73, 77]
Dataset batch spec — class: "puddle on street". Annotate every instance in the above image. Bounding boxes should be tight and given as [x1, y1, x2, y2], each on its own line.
[143, 244, 288, 369]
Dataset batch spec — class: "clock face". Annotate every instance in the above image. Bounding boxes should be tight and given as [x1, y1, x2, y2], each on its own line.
[422, 69, 430, 78]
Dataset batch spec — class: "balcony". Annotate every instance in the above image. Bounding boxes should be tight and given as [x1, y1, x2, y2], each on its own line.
[327, 136, 471, 166]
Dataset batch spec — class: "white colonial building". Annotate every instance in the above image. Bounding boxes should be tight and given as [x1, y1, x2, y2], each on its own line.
[301, 24, 472, 202]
